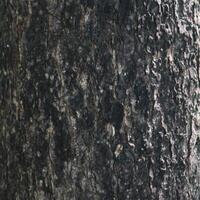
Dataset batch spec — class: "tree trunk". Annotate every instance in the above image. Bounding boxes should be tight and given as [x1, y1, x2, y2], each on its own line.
[0, 0, 199, 199]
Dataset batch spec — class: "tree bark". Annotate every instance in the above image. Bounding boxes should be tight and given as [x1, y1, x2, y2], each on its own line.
[0, 0, 200, 199]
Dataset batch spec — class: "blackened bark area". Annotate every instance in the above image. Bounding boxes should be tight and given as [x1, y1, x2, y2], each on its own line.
[0, 0, 200, 200]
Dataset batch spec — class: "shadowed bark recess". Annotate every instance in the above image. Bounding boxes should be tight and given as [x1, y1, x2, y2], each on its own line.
[0, 0, 200, 199]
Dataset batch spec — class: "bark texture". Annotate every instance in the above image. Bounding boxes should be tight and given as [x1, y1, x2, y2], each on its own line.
[0, 0, 200, 199]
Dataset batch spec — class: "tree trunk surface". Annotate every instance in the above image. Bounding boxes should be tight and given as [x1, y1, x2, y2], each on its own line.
[0, 0, 200, 199]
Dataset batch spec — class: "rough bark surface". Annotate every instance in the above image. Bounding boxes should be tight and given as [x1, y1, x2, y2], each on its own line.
[0, 0, 200, 199]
